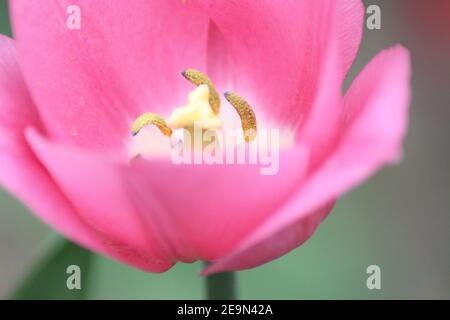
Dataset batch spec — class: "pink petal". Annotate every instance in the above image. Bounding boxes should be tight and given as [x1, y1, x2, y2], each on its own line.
[10, 0, 210, 149]
[124, 145, 310, 262]
[203, 202, 334, 274]
[204, 46, 411, 273]
[297, 0, 364, 165]
[296, 25, 342, 167]
[0, 35, 100, 252]
[26, 129, 174, 272]
[337, 0, 364, 77]
[26, 125, 312, 268]
[197, 0, 363, 126]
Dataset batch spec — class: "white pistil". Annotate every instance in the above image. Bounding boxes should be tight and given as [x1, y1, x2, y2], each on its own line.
[167, 84, 223, 131]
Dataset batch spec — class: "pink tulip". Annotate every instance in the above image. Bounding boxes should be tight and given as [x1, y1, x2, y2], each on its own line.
[0, 0, 410, 274]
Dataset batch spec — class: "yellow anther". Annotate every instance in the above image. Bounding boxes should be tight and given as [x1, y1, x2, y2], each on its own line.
[181, 69, 220, 115]
[224, 92, 257, 142]
[131, 112, 172, 137]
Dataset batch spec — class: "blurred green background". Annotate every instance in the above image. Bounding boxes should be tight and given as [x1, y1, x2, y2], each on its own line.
[0, 0, 449, 299]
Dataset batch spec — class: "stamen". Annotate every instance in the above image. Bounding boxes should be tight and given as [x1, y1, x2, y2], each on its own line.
[224, 92, 257, 142]
[131, 112, 173, 137]
[181, 69, 220, 115]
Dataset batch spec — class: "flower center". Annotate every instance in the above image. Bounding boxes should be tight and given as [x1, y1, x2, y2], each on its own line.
[130, 69, 257, 159]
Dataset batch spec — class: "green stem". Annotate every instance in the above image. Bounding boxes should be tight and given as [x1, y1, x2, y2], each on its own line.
[204, 270, 237, 300]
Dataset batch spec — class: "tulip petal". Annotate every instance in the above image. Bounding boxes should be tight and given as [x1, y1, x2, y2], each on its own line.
[202, 202, 334, 275]
[197, 0, 363, 126]
[26, 129, 174, 272]
[124, 145, 310, 262]
[10, 0, 210, 149]
[298, 0, 365, 166]
[0, 35, 99, 251]
[204, 46, 411, 273]
[297, 29, 342, 167]
[337, 0, 364, 77]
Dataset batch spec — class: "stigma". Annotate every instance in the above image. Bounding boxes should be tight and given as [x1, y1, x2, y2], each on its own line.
[167, 84, 223, 131]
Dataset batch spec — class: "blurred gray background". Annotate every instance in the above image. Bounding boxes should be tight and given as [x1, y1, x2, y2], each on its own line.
[0, 0, 449, 299]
